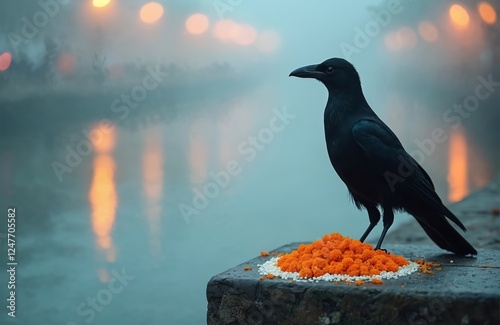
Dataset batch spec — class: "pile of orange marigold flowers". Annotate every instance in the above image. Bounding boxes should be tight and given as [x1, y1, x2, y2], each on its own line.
[258, 233, 418, 283]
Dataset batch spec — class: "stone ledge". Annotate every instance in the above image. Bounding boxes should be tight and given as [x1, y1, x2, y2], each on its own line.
[207, 244, 499, 325]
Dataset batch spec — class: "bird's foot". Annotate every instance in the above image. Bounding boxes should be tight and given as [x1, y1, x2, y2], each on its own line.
[376, 248, 388, 253]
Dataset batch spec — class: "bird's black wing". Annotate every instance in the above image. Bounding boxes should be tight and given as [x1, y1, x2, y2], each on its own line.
[351, 119, 466, 230]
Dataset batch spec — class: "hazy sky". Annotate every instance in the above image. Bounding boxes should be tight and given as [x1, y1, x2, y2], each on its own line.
[0, 1, 384, 68]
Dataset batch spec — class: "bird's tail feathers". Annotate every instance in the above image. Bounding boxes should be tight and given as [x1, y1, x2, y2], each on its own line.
[406, 180, 467, 232]
[442, 206, 466, 232]
[413, 215, 477, 256]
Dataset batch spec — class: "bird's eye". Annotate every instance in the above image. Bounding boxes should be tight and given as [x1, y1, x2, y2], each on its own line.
[326, 66, 334, 74]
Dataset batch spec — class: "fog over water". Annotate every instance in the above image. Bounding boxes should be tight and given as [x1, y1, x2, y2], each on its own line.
[0, 1, 498, 324]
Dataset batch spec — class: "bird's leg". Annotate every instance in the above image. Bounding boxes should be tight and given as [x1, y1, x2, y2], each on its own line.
[359, 205, 380, 243]
[374, 204, 394, 251]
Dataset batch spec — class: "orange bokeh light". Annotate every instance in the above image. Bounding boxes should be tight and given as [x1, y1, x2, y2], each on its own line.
[213, 19, 238, 41]
[385, 27, 417, 52]
[384, 31, 401, 52]
[397, 26, 417, 48]
[478, 2, 497, 24]
[140, 2, 164, 24]
[232, 24, 257, 46]
[449, 4, 470, 27]
[448, 128, 468, 202]
[0, 52, 12, 72]
[418, 21, 439, 42]
[185, 13, 209, 35]
[93, 0, 111, 8]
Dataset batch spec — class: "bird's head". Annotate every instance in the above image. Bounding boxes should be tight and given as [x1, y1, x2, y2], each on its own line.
[289, 57, 361, 91]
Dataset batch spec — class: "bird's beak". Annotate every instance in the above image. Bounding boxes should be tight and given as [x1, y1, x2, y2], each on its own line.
[289, 64, 324, 79]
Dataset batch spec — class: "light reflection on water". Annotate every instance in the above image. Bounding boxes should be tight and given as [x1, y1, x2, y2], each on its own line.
[89, 126, 117, 264]
[216, 104, 256, 171]
[188, 118, 209, 185]
[142, 126, 165, 258]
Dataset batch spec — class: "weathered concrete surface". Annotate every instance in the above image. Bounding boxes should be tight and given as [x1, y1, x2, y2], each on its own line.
[207, 244, 499, 325]
[385, 178, 500, 249]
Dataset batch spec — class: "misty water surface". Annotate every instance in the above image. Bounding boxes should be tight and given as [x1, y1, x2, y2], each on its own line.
[0, 1, 498, 324]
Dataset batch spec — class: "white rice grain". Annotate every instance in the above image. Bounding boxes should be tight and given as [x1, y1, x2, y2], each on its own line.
[258, 257, 418, 283]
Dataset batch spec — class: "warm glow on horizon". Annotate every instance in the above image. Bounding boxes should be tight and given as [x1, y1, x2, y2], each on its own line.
[418, 21, 439, 42]
[449, 4, 470, 27]
[0, 52, 12, 72]
[140, 2, 164, 24]
[185, 13, 209, 35]
[448, 128, 468, 202]
[93, 0, 111, 8]
[478, 2, 497, 24]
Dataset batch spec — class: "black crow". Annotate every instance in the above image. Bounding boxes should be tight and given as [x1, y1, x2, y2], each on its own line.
[290, 57, 477, 256]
